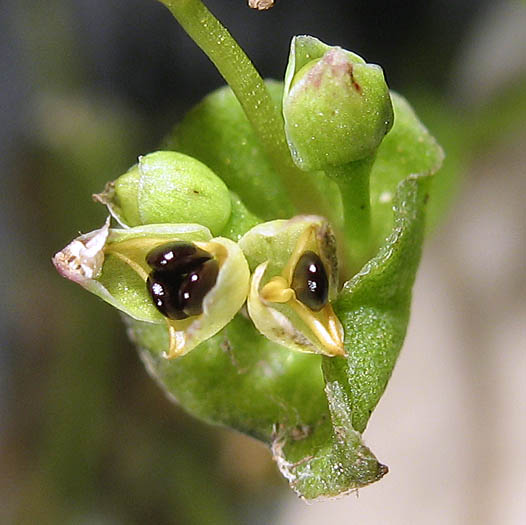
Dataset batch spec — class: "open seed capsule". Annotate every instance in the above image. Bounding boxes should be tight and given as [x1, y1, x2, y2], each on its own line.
[53, 220, 250, 359]
[239, 215, 344, 357]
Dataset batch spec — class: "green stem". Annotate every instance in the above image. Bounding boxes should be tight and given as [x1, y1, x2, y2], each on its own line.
[158, 0, 330, 217]
[325, 156, 374, 270]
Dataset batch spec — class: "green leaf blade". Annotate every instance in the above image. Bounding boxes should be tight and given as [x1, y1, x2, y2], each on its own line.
[126, 314, 328, 441]
[325, 174, 432, 433]
[126, 311, 387, 499]
[165, 81, 295, 220]
[369, 92, 444, 248]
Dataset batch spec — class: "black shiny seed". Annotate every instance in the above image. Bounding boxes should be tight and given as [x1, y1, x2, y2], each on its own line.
[291, 251, 329, 311]
[147, 270, 189, 320]
[145, 242, 219, 320]
[178, 259, 219, 317]
[146, 241, 212, 273]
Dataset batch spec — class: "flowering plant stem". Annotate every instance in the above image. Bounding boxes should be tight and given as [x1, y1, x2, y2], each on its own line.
[325, 155, 374, 269]
[158, 0, 328, 217]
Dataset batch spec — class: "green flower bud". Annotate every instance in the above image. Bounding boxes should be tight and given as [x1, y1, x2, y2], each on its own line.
[283, 35, 394, 170]
[239, 215, 344, 357]
[52, 219, 250, 358]
[94, 151, 231, 236]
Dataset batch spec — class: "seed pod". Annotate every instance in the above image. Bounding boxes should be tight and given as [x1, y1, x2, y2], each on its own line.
[239, 215, 344, 357]
[283, 36, 393, 171]
[94, 151, 232, 235]
[52, 220, 250, 358]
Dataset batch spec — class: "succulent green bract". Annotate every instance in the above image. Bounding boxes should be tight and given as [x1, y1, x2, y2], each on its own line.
[283, 36, 394, 171]
[53, 10, 445, 500]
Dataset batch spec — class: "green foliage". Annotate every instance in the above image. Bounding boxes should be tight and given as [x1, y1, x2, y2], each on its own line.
[119, 126, 437, 497]
[327, 174, 432, 433]
[54, 0, 447, 499]
[165, 81, 294, 221]
[369, 93, 444, 248]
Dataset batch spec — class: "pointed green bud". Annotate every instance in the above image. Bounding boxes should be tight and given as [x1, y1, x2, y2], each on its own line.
[52, 219, 250, 358]
[239, 215, 344, 357]
[283, 36, 394, 170]
[94, 151, 231, 236]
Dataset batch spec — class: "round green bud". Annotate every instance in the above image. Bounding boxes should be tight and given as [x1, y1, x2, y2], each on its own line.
[283, 36, 394, 171]
[96, 151, 231, 235]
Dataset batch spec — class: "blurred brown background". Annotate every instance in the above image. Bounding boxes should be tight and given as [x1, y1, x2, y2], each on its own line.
[1, 1, 525, 523]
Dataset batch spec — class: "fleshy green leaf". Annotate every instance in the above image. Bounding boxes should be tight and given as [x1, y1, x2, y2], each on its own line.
[324, 173, 432, 433]
[319, 93, 443, 434]
[274, 381, 387, 499]
[126, 312, 386, 500]
[118, 85, 442, 499]
[164, 81, 342, 224]
[164, 81, 294, 220]
[369, 92, 444, 247]
[128, 314, 327, 441]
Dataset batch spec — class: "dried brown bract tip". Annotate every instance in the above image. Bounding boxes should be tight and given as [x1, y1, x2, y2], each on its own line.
[248, 0, 275, 10]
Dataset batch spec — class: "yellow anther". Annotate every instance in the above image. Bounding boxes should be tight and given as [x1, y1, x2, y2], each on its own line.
[164, 323, 188, 359]
[260, 276, 294, 303]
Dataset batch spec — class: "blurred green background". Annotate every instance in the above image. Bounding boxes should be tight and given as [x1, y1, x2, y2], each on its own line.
[1, 1, 524, 523]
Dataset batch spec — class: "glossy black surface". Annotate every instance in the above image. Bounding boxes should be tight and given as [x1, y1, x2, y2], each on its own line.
[291, 251, 329, 312]
[178, 259, 219, 317]
[146, 241, 212, 273]
[145, 242, 219, 320]
[147, 270, 189, 320]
